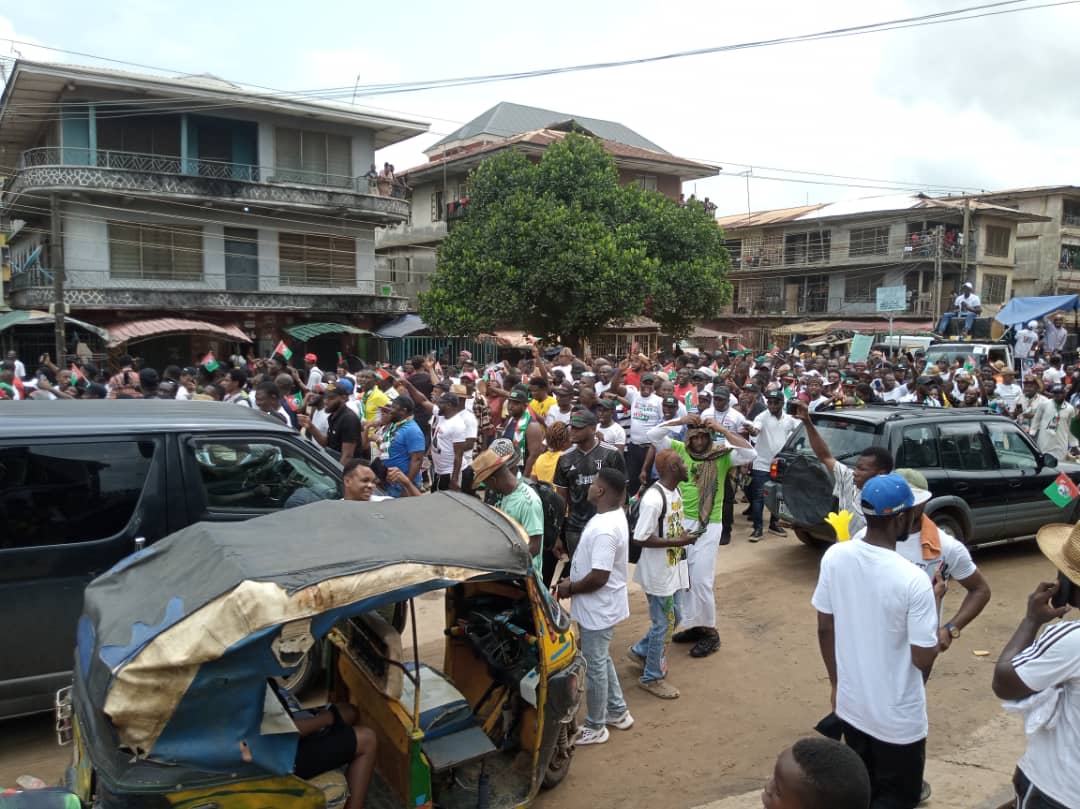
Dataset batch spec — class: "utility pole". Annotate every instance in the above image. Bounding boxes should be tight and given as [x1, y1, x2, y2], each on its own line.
[961, 197, 971, 282]
[933, 224, 945, 321]
[49, 194, 66, 364]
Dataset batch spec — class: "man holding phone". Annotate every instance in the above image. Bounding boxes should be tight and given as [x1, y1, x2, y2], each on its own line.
[992, 522, 1080, 809]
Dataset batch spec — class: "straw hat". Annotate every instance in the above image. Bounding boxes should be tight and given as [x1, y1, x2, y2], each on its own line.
[1037, 521, 1080, 586]
[470, 438, 518, 489]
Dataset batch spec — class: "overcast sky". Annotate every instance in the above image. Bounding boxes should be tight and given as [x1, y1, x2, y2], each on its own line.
[3, 0, 1078, 217]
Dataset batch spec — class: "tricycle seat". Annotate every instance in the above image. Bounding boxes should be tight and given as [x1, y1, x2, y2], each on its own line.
[400, 662, 474, 740]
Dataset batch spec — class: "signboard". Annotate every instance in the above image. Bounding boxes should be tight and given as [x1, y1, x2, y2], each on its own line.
[849, 334, 874, 363]
[876, 285, 907, 312]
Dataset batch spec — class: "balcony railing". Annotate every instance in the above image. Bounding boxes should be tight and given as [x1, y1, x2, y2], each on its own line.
[730, 232, 976, 272]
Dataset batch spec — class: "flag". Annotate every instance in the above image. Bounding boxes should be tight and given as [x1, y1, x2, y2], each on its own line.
[337, 351, 343, 365]
[69, 363, 85, 383]
[201, 351, 219, 372]
[767, 343, 778, 354]
[273, 340, 293, 361]
[373, 366, 391, 381]
[964, 354, 976, 372]
[1044, 472, 1079, 508]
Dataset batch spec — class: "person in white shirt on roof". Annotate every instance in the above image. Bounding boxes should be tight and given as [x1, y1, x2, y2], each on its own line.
[1042, 355, 1066, 388]
[993, 519, 1080, 809]
[1015, 321, 1041, 373]
[1043, 314, 1068, 358]
[813, 473, 943, 809]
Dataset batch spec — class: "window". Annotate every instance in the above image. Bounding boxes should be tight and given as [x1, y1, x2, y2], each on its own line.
[0, 441, 158, 549]
[96, 114, 182, 156]
[844, 272, 886, 303]
[734, 278, 783, 314]
[432, 190, 444, 222]
[899, 425, 940, 468]
[275, 128, 352, 187]
[938, 423, 993, 472]
[849, 226, 890, 257]
[383, 257, 412, 284]
[981, 273, 1008, 304]
[986, 423, 1038, 470]
[636, 175, 658, 191]
[279, 233, 356, 287]
[1060, 244, 1080, 269]
[784, 231, 831, 265]
[1063, 199, 1080, 227]
[985, 225, 1010, 258]
[725, 239, 743, 268]
[190, 439, 341, 511]
[787, 419, 878, 460]
[109, 222, 202, 281]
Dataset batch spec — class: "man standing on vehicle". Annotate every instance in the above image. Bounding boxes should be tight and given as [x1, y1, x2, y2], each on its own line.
[935, 282, 982, 338]
[1015, 320, 1041, 374]
[556, 467, 633, 745]
[792, 399, 894, 538]
[555, 410, 626, 558]
[1043, 314, 1069, 360]
[746, 391, 799, 541]
[813, 473, 942, 808]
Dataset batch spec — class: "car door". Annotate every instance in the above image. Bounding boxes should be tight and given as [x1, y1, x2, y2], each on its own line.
[179, 433, 343, 522]
[985, 420, 1063, 537]
[895, 422, 948, 497]
[937, 421, 1009, 543]
[0, 435, 166, 717]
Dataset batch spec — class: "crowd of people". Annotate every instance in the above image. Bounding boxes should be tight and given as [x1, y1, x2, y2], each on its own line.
[2, 337, 1079, 809]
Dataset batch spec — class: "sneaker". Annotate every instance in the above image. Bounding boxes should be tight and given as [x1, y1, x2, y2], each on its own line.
[626, 648, 646, 670]
[768, 525, 787, 536]
[606, 711, 634, 730]
[690, 631, 721, 658]
[638, 679, 680, 699]
[919, 780, 931, 804]
[576, 726, 610, 746]
[749, 529, 763, 542]
[672, 627, 703, 644]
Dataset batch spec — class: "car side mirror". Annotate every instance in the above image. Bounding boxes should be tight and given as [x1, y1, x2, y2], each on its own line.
[1042, 453, 1059, 469]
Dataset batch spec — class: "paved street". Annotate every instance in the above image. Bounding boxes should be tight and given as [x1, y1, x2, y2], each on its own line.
[0, 519, 1058, 808]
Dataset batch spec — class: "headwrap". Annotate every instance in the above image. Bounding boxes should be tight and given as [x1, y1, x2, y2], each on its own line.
[685, 423, 731, 526]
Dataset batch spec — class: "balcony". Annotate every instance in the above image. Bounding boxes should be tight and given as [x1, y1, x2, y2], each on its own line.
[445, 198, 470, 231]
[6, 148, 411, 223]
[729, 231, 976, 273]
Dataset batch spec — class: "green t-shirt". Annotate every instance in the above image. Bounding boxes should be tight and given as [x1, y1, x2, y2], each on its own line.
[496, 481, 546, 574]
[670, 440, 734, 524]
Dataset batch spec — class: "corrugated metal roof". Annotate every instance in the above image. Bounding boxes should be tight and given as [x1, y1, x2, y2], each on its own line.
[105, 318, 250, 348]
[714, 204, 827, 230]
[0, 309, 109, 339]
[284, 322, 371, 341]
[373, 314, 427, 339]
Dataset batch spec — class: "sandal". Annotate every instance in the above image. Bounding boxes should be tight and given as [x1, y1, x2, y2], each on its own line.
[638, 679, 680, 699]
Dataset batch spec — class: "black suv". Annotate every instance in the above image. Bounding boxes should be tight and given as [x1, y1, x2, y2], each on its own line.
[764, 405, 1080, 548]
[0, 401, 345, 719]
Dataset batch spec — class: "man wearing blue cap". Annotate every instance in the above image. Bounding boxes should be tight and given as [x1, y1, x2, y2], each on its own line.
[812, 473, 943, 809]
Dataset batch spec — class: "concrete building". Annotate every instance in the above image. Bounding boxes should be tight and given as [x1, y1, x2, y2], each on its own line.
[0, 60, 429, 367]
[375, 101, 718, 307]
[976, 186, 1080, 297]
[713, 193, 1049, 334]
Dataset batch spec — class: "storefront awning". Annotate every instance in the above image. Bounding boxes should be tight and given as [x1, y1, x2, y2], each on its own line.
[105, 318, 251, 348]
[374, 314, 427, 339]
[284, 322, 371, 341]
[0, 309, 109, 340]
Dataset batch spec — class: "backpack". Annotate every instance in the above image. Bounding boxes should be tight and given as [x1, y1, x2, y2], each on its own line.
[523, 479, 564, 554]
[626, 483, 667, 564]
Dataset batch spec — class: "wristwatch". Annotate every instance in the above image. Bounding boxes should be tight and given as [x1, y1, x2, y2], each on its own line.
[945, 622, 961, 639]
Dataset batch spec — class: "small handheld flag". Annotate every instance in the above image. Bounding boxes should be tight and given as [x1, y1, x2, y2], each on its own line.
[201, 351, 219, 372]
[964, 354, 976, 372]
[273, 340, 293, 361]
[70, 364, 86, 387]
[1044, 472, 1079, 508]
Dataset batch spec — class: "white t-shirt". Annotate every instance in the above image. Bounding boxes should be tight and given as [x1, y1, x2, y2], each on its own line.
[307, 366, 324, 391]
[996, 382, 1023, 410]
[312, 406, 330, 435]
[552, 363, 575, 380]
[832, 463, 866, 536]
[751, 411, 798, 472]
[1015, 328, 1039, 359]
[808, 394, 834, 411]
[175, 385, 192, 401]
[811, 539, 939, 744]
[545, 405, 573, 426]
[954, 292, 981, 311]
[225, 391, 252, 407]
[597, 421, 626, 448]
[569, 508, 630, 631]
[459, 404, 479, 441]
[431, 412, 470, 476]
[1012, 621, 1080, 807]
[632, 483, 689, 597]
[712, 405, 746, 434]
[1043, 367, 1065, 387]
[627, 389, 664, 444]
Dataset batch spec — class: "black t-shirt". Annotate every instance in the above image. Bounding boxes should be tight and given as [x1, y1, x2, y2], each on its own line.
[326, 406, 361, 452]
[554, 440, 627, 534]
[408, 372, 434, 429]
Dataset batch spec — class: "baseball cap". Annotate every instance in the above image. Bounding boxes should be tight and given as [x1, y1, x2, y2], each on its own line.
[335, 377, 355, 395]
[743, 382, 759, 393]
[437, 392, 460, 408]
[662, 395, 678, 407]
[304, 352, 318, 362]
[713, 386, 731, 399]
[181, 366, 199, 377]
[508, 385, 531, 403]
[325, 380, 352, 397]
[963, 281, 974, 289]
[765, 389, 784, 401]
[596, 397, 616, 410]
[895, 468, 933, 507]
[641, 374, 657, 385]
[569, 409, 598, 427]
[860, 473, 915, 516]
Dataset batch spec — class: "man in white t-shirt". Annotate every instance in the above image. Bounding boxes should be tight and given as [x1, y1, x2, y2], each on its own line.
[813, 473, 942, 808]
[936, 282, 982, 336]
[430, 393, 471, 491]
[626, 374, 664, 496]
[627, 449, 695, 700]
[544, 383, 575, 426]
[595, 398, 626, 451]
[1015, 320, 1041, 363]
[556, 468, 632, 746]
[747, 391, 799, 540]
[992, 522, 1080, 809]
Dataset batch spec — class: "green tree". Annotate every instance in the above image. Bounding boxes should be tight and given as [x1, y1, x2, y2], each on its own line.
[419, 133, 730, 345]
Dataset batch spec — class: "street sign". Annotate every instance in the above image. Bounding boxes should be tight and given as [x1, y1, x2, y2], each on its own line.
[876, 285, 907, 312]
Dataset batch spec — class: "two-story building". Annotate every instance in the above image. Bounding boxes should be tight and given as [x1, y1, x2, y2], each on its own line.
[375, 101, 719, 307]
[712, 193, 1049, 336]
[0, 60, 429, 366]
[975, 186, 1080, 297]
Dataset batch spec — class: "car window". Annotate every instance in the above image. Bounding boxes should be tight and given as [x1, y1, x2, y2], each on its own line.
[986, 422, 1039, 470]
[786, 418, 878, 463]
[939, 423, 995, 472]
[899, 425, 939, 468]
[191, 438, 341, 511]
[0, 441, 158, 550]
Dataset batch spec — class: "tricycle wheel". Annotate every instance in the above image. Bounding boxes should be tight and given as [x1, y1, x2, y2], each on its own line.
[541, 721, 575, 789]
[275, 646, 321, 696]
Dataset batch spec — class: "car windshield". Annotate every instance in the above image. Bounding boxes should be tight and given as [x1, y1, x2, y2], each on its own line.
[784, 418, 879, 463]
[925, 345, 1009, 367]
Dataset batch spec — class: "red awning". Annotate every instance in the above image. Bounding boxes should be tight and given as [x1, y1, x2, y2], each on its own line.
[105, 318, 251, 348]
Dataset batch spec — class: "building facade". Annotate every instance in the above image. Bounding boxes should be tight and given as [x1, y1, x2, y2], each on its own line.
[0, 60, 429, 366]
[375, 102, 719, 307]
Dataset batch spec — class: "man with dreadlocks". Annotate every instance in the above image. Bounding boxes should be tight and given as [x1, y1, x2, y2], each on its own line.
[647, 414, 756, 657]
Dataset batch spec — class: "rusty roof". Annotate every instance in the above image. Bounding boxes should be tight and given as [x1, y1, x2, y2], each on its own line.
[714, 204, 827, 230]
[105, 318, 251, 348]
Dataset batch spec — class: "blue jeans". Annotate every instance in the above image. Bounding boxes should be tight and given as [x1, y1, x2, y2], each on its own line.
[577, 625, 627, 730]
[749, 469, 778, 532]
[937, 310, 976, 335]
[632, 593, 680, 683]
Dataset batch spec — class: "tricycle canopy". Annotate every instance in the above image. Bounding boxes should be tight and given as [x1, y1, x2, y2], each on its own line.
[76, 494, 531, 777]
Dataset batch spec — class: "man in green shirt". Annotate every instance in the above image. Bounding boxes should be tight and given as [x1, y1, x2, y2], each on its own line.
[647, 416, 756, 657]
[471, 438, 545, 574]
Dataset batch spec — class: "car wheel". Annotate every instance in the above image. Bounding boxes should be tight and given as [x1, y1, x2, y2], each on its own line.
[541, 721, 575, 789]
[931, 511, 965, 544]
[274, 646, 322, 697]
[794, 527, 832, 549]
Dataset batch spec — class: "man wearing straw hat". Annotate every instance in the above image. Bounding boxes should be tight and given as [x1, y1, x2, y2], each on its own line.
[470, 438, 544, 574]
[993, 521, 1080, 809]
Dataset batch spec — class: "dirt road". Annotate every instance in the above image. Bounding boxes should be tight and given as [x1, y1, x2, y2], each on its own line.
[0, 522, 1061, 807]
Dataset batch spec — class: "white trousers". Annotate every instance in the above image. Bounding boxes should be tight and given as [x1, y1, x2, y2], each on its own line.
[676, 517, 722, 630]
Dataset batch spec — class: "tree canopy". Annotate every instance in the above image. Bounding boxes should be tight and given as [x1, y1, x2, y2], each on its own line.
[418, 133, 731, 344]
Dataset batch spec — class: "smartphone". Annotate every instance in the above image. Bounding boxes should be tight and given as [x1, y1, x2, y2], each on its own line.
[1051, 572, 1075, 609]
[785, 399, 800, 415]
